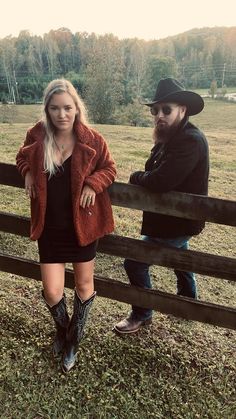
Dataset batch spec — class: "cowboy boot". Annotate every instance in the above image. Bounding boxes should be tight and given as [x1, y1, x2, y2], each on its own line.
[62, 290, 96, 373]
[42, 291, 70, 357]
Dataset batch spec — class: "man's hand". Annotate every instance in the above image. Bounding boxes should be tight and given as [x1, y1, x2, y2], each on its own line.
[129, 171, 145, 185]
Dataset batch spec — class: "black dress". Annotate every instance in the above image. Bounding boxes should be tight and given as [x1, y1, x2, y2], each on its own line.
[38, 156, 97, 263]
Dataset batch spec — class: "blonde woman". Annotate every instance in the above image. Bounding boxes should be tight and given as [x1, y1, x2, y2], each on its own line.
[16, 79, 116, 372]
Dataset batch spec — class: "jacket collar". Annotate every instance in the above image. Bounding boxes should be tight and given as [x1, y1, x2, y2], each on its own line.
[73, 121, 95, 144]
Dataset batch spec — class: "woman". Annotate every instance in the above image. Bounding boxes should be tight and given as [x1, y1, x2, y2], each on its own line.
[16, 79, 116, 373]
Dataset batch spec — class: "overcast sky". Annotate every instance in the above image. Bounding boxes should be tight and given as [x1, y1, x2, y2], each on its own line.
[1, 0, 235, 40]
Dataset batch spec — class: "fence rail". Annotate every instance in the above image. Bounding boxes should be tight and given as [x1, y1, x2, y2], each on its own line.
[1, 252, 235, 329]
[1, 162, 236, 225]
[0, 162, 236, 329]
[1, 212, 236, 281]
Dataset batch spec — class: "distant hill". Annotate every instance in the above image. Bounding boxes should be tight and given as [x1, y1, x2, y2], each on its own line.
[0, 26, 235, 117]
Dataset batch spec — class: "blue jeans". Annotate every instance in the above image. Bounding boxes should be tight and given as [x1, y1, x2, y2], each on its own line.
[124, 235, 197, 321]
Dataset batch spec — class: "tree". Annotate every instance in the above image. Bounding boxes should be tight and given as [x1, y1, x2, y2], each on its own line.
[143, 56, 177, 99]
[65, 71, 85, 95]
[85, 34, 124, 124]
[0, 36, 18, 102]
[209, 80, 218, 98]
[113, 98, 149, 126]
[43, 31, 60, 77]
[121, 38, 147, 104]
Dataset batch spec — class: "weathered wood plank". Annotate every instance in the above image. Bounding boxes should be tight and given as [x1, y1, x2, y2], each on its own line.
[0, 162, 24, 188]
[1, 211, 236, 281]
[0, 253, 235, 330]
[1, 162, 236, 226]
[0, 212, 29, 236]
[108, 182, 236, 226]
[99, 234, 236, 282]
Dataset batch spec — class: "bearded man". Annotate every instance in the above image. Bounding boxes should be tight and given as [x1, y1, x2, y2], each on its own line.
[114, 78, 209, 335]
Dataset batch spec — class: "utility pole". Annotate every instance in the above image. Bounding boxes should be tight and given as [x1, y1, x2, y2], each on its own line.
[3, 58, 12, 102]
[11, 85, 16, 104]
[222, 63, 226, 88]
[13, 71, 20, 103]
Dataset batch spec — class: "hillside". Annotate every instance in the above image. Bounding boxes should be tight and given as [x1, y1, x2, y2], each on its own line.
[1, 26, 236, 122]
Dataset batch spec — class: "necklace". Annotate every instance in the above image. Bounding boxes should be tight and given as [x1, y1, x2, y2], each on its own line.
[56, 140, 72, 151]
[55, 133, 76, 153]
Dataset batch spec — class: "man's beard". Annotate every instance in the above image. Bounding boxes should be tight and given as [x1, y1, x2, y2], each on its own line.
[153, 115, 182, 144]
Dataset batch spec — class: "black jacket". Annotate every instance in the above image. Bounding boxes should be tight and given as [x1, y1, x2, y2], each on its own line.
[130, 119, 209, 238]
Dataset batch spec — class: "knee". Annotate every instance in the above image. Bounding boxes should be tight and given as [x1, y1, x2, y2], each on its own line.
[124, 258, 149, 275]
[75, 274, 93, 296]
[43, 288, 63, 306]
[175, 270, 197, 299]
[76, 281, 90, 294]
[124, 258, 138, 274]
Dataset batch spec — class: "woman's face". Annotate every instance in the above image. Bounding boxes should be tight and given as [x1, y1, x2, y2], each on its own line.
[47, 92, 78, 133]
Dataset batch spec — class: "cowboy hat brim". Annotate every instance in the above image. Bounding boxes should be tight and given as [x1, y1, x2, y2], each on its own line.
[143, 91, 204, 116]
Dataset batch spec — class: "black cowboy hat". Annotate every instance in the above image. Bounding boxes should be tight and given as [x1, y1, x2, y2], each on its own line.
[143, 78, 204, 116]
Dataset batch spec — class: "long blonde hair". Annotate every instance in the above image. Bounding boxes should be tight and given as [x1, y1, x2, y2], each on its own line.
[42, 79, 89, 176]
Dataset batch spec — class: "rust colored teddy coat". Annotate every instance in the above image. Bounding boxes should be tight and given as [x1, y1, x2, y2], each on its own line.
[16, 120, 116, 246]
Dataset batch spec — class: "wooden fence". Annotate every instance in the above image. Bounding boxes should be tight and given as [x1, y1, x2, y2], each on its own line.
[0, 162, 236, 330]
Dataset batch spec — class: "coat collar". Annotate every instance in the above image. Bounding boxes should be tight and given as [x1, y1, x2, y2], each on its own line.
[73, 120, 95, 144]
[71, 122, 97, 182]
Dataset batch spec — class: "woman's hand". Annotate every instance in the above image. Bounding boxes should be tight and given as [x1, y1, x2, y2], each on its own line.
[25, 171, 36, 199]
[80, 185, 96, 208]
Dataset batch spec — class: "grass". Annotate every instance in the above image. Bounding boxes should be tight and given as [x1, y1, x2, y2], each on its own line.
[0, 100, 236, 418]
[1, 275, 236, 419]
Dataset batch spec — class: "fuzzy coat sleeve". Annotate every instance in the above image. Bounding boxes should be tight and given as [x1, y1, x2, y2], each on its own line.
[16, 122, 43, 178]
[83, 131, 116, 193]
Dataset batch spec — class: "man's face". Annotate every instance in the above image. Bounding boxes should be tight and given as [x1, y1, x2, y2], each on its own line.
[151, 102, 187, 142]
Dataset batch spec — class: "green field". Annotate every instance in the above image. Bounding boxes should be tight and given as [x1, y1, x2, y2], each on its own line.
[0, 99, 236, 418]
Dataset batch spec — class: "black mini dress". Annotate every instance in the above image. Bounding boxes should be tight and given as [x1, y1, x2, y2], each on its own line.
[38, 156, 97, 263]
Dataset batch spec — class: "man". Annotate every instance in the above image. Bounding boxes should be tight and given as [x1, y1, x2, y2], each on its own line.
[114, 77, 209, 334]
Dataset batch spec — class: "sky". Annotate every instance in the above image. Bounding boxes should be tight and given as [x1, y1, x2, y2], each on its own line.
[1, 0, 236, 41]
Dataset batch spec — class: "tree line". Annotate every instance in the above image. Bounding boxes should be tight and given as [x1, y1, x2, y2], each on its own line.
[0, 26, 236, 124]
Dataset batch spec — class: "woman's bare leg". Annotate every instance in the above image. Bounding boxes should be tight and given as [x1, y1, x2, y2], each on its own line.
[72, 259, 95, 300]
[40, 263, 65, 306]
